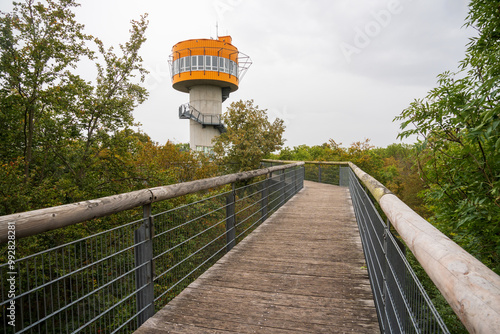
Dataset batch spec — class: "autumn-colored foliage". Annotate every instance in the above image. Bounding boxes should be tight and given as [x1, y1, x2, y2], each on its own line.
[270, 140, 429, 217]
[213, 99, 285, 173]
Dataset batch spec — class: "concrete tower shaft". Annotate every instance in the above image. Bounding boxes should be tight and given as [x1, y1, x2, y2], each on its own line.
[189, 85, 222, 150]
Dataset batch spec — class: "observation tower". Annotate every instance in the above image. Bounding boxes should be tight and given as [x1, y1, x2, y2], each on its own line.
[169, 35, 251, 152]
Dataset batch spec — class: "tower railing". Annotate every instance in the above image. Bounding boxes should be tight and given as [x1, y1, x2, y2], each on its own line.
[0, 163, 304, 333]
[168, 48, 252, 82]
[262, 159, 500, 333]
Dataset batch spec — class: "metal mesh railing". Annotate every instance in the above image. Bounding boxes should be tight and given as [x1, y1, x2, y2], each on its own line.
[0, 214, 144, 333]
[262, 161, 349, 186]
[304, 163, 339, 184]
[0, 165, 304, 333]
[348, 167, 449, 333]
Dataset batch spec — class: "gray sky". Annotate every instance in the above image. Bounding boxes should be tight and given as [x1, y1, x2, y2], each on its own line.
[2, 0, 474, 148]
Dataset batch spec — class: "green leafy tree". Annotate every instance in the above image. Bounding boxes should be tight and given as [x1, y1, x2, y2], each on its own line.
[52, 13, 149, 193]
[0, 0, 149, 212]
[0, 0, 94, 177]
[395, 0, 500, 272]
[327, 139, 384, 178]
[213, 99, 285, 172]
[372, 144, 429, 218]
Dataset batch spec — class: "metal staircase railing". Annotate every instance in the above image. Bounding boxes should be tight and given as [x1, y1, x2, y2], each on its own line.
[178, 103, 226, 133]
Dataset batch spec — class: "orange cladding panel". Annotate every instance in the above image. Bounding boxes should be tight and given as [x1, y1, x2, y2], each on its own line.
[172, 70, 239, 92]
[171, 36, 241, 92]
[172, 38, 239, 62]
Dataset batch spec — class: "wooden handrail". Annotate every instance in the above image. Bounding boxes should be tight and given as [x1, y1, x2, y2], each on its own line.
[348, 161, 500, 334]
[0, 162, 304, 243]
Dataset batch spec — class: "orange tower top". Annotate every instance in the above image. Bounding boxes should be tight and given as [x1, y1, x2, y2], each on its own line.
[169, 35, 251, 93]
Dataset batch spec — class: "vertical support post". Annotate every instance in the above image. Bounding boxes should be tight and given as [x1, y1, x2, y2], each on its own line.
[392, 221, 407, 332]
[135, 203, 154, 327]
[302, 165, 305, 189]
[318, 163, 322, 183]
[226, 183, 236, 252]
[293, 167, 297, 194]
[280, 169, 285, 205]
[339, 166, 343, 187]
[261, 174, 269, 222]
[382, 218, 390, 334]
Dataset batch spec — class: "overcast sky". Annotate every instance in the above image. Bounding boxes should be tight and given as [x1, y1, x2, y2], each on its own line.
[2, 0, 475, 148]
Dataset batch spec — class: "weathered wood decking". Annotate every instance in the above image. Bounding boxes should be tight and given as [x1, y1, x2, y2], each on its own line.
[135, 181, 380, 333]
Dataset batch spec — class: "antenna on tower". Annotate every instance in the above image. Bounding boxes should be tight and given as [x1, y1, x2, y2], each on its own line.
[216, 21, 219, 38]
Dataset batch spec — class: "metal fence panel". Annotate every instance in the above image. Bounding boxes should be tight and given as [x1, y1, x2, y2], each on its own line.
[348, 168, 449, 334]
[0, 216, 145, 333]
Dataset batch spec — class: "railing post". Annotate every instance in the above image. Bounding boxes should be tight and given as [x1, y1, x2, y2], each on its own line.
[303, 165, 306, 187]
[382, 219, 389, 334]
[318, 163, 322, 183]
[294, 167, 297, 194]
[135, 203, 155, 327]
[226, 183, 236, 252]
[261, 174, 269, 222]
[280, 169, 285, 205]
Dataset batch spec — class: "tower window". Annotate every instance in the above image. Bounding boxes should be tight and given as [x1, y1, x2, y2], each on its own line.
[211, 56, 218, 71]
[181, 57, 190, 72]
[173, 55, 238, 78]
[198, 56, 204, 70]
[191, 56, 197, 69]
[219, 58, 224, 72]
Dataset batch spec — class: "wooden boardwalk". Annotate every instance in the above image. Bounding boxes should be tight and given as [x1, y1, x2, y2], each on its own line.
[135, 181, 380, 333]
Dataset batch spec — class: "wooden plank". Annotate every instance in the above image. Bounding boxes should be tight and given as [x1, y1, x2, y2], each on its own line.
[205, 258, 368, 277]
[142, 309, 306, 334]
[137, 319, 240, 334]
[135, 181, 379, 333]
[178, 285, 375, 311]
